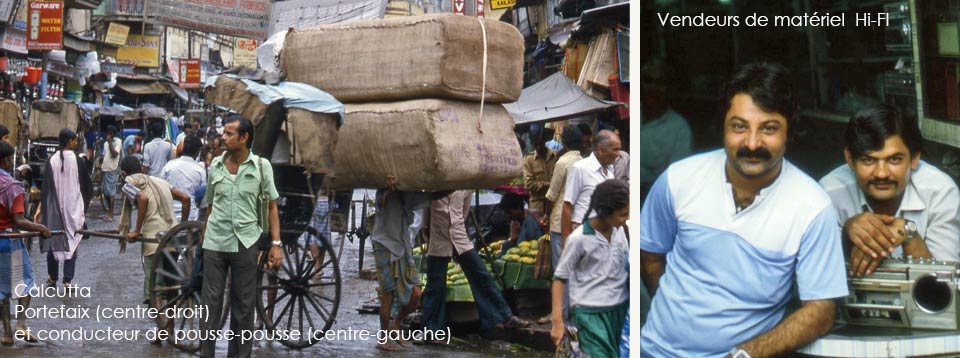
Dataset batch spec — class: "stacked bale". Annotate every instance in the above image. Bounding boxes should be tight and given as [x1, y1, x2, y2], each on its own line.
[281, 14, 525, 190]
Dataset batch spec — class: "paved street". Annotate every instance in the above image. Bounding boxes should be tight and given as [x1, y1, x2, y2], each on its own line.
[0, 202, 551, 357]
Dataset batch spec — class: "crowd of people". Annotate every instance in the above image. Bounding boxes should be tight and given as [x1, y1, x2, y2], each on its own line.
[0, 100, 636, 358]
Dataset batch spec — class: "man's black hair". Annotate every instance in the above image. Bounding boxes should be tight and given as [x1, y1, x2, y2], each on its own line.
[845, 104, 923, 158]
[584, 179, 629, 223]
[181, 135, 203, 158]
[0, 141, 14, 162]
[722, 62, 798, 131]
[561, 125, 583, 152]
[120, 156, 141, 175]
[106, 125, 117, 136]
[223, 114, 254, 149]
[577, 123, 593, 137]
[499, 192, 526, 212]
[149, 121, 165, 137]
[0, 124, 9, 139]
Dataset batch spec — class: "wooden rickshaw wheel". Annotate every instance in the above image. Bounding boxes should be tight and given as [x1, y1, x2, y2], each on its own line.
[256, 226, 342, 349]
[148, 220, 229, 352]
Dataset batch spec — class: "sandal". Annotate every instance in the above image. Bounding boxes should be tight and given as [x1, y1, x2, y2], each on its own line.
[45, 277, 56, 287]
[1, 335, 12, 346]
[500, 316, 531, 329]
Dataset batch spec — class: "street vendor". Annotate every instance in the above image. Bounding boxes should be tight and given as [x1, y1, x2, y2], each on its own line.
[371, 175, 431, 351]
[639, 63, 848, 357]
[550, 179, 629, 357]
[420, 190, 529, 344]
[496, 192, 546, 256]
[118, 155, 191, 343]
[820, 105, 960, 277]
[0, 141, 51, 346]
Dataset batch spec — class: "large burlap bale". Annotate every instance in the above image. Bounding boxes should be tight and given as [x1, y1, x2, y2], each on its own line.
[281, 14, 524, 103]
[202, 76, 270, 125]
[284, 108, 338, 174]
[0, 100, 23, 147]
[29, 100, 80, 140]
[331, 99, 521, 191]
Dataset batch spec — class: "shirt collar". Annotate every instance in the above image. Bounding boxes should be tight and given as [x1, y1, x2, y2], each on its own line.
[585, 153, 612, 174]
[213, 151, 257, 168]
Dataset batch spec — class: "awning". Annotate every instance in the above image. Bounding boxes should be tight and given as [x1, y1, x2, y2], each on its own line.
[165, 82, 189, 102]
[115, 81, 171, 95]
[502, 71, 624, 125]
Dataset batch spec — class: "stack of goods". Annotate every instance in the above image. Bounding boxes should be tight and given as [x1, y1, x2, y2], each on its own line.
[480, 240, 506, 256]
[280, 14, 526, 191]
[502, 241, 538, 265]
[498, 235, 552, 290]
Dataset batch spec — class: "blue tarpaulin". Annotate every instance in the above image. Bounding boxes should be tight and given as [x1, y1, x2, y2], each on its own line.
[204, 74, 344, 126]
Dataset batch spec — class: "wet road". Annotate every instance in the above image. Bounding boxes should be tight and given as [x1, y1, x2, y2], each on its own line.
[0, 203, 550, 358]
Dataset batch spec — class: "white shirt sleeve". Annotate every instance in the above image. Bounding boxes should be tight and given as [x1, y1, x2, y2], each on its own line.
[923, 184, 960, 262]
[563, 165, 583, 205]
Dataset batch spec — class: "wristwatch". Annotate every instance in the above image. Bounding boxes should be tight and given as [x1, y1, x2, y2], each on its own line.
[903, 219, 918, 244]
[730, 347, 752, 358]
[271, 240, 282, 246]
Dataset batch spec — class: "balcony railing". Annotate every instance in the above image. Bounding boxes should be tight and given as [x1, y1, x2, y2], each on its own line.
[98, 0, 145, 17]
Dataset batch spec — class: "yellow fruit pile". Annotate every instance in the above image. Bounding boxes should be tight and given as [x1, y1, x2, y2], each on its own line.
[446, 262, 467, 286]
[444, 261, 493, 287]
[412, 244, 426, 256]
[502, 239, 540, 265]
[481, 240, 506, 256]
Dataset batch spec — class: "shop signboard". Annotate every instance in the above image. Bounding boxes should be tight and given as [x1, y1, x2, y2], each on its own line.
[146, 0, 271, 40]
[101, 62, 134, 75]
[267, 0, 386, 37]
[2, 27, 27, 54]
[46, 61, 76, 79]
[234, 38, 258, 68]
[104, 22, 130, 46]
[117, 34, 160, 68]
[490, 0, 514, 10]
[26, 0, 63, 50]
[178, 58, 201, 89]
[453, 0, 464, 14]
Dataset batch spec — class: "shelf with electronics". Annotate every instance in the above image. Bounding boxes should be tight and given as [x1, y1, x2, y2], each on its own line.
[803, 0, 960, 148]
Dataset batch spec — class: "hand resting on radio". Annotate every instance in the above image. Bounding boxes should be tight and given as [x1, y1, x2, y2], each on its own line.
[844, 212, 898, 259]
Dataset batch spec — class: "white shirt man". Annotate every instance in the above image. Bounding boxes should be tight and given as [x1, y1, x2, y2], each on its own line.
[563, 152, 614, 226]
[821, 161, 960, 261]
[142, 137, 174, 177]
[161, 155, 205, 221]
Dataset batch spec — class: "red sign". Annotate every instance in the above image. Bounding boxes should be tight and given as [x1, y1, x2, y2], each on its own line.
[453, 0, 464, 14]
[26, 0, 62, 50]
[178, 59, 201, 89]
[476, 0, 484, 18]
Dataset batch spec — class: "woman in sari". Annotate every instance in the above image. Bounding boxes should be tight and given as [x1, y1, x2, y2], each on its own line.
[39, 129, 85, 288]
[0, 141, 51, 345]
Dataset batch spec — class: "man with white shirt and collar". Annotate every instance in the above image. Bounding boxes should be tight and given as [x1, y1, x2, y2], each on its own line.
[561, 129, 619, 240]
[639, 63, 848, 358]
[819, 105, 960, 277]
